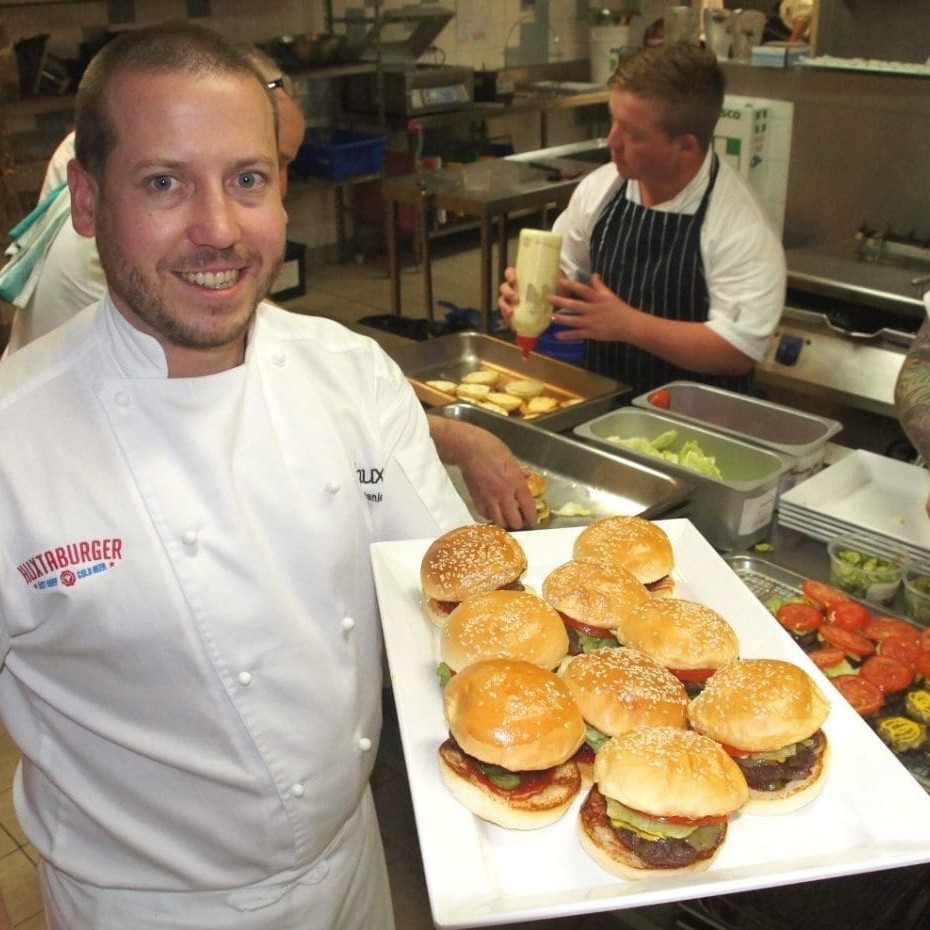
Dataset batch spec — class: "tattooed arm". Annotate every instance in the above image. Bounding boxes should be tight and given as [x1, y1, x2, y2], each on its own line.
[894, 316, 930, 516]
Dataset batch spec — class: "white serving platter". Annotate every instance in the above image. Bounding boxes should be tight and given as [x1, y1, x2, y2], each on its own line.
[371, 519, 930, 929]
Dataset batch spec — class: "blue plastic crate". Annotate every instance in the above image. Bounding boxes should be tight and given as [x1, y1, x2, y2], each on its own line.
[294, 128, 387, 181]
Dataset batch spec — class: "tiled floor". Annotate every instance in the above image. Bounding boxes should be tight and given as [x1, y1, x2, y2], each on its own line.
[0, 233, 676, 930]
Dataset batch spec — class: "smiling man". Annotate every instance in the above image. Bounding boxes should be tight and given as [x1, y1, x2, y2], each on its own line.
[0, 23, 471, 930]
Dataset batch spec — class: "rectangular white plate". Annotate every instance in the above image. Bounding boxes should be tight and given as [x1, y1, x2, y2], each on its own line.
[371, 520, 930, 929]
[778, 451, 930, 559]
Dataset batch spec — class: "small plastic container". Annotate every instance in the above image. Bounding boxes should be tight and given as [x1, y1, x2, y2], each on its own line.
[827, 534, 908, 605]
[904, 569, 930, 628]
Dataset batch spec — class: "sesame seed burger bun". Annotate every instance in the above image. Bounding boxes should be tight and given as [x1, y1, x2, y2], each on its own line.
[542, 559, 649, 636]
[562, 648, 689, 737]
[688, 659, 830, 814]
[573, 516, 674, 590]
[440, 589, 569, 673]
[578, 727, 748, 879]
[616, 598, 739, 683]
[420, 524, 527, 628]
[440, 659, 586, 829]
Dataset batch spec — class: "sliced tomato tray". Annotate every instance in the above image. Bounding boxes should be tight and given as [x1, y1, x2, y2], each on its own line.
[727, 554, 930, 794]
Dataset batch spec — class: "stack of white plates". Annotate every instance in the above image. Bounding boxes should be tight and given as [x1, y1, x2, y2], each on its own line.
[778, 450, 930, 569]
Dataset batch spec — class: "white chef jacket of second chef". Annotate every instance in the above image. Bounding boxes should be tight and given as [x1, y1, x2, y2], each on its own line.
[0, 297, 472, 893]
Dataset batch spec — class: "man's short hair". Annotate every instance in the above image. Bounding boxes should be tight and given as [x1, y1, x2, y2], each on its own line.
[74, 22, 275, 179]
[608, 44, 725, 150]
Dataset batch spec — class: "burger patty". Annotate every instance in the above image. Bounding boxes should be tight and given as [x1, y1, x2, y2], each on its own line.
[579, 786, 723, 870]
[735, 729, 825, 790]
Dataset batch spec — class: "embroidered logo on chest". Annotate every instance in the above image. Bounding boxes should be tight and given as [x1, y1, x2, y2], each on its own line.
[17, 538, 124, 591]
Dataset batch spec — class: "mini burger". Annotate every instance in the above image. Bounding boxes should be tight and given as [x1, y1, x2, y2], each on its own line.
[439, 658, 586, 829]
[578, 726, 749, 879]
[524, 470, 550, 524]
[573, 516, 675, 595]
[561, 647, 689, 782]
[688, 658, 830, 814]
[420, 523, 527, 628]
[615, 597, 739, 695]
[542, 559, 649, 655]
[438, 589, 569, 684]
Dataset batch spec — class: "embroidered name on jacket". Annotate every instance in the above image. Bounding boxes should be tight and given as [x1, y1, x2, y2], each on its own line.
[357, 466, 384, 503]
[17, 538, 123, 589]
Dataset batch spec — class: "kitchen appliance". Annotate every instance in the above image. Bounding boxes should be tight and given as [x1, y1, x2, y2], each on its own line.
[342, 5, 474, 117]
[755, 226, 930, 456]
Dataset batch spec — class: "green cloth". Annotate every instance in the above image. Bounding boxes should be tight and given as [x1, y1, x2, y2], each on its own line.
[0, 182, 70, 307]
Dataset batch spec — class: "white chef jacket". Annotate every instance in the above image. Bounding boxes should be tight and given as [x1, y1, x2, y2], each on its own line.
[4, 220, 104, 355]
[553, 150, 786, 362]
[39, 130, 75, 201]
[0, 297, 471, 925]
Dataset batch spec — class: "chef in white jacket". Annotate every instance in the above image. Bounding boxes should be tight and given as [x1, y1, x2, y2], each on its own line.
[0, 23, 470, 930]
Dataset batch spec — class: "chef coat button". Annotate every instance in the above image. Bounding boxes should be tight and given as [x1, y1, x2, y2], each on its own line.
[291, 783, 305, 798]
[326, 481, 341, 495]
[341, 616, 356, 632]
[182, 529, 198, 546]
[114, 390, 131, 407]
[272, 352, 286, 367]
[237, 671, 253, 687]
[358, 736, 372, 752]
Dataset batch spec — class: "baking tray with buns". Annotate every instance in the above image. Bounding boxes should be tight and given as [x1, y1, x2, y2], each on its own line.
[371, 520, 930, 929]
[434, 403, 690, 526]
[387, 331, 628, 432]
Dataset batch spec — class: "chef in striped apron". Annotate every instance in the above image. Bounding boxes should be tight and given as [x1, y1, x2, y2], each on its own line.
[500, 45, 785, 399]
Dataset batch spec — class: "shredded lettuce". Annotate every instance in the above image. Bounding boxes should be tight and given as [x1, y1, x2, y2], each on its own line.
[607, 430, 723, 478]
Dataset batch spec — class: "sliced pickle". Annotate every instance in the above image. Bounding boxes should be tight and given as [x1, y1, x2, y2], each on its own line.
[877, 715, 927, 753]
[905, 690, 930, 726]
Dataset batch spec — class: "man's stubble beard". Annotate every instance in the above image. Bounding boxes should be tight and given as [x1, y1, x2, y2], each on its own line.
[95, 217, 283, 351]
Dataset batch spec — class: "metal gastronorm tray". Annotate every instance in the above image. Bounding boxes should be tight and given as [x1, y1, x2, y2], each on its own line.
[387, 331, 628, 432]
[435, 403, 691, 526]
[725, 552, 930, 794]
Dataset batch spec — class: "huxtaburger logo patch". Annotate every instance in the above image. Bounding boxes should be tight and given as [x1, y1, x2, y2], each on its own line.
[17, 538, 123, 590]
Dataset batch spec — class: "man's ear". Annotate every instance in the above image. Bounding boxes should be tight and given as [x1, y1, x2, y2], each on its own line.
[68, 159, 99, 239]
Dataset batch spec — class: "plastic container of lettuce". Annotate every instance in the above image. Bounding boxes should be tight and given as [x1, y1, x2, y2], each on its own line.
[827, 533, 907, 605]
[904, 569, 930, 628]
[574, 408, 790, 550]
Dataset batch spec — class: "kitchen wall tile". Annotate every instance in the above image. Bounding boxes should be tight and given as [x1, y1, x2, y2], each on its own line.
[0, 788, 26, 848]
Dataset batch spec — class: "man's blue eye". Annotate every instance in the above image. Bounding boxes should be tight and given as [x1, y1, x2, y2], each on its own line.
[240, 172, 257, 189]
[152, 176, 173, 191]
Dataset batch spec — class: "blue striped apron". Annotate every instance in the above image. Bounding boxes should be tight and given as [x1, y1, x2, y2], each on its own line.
[584, 155, 750, 397]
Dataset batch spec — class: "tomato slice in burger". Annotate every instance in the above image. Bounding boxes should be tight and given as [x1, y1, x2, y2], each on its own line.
[864, 617, 921, 643]
[668, 667, 714, 683]
[802, 579, 850, 610]
[920, 627, 930, 652]
[809, 646, 846, 671]
[833, 674, 884, 716]
[775, 602, 824, 635]
[826, 601, 872, 631]
[859, 655, 915, 694]
[878, 635, 922, 670]
[819, 624, 875, 658]
[560, 613, 615, 640]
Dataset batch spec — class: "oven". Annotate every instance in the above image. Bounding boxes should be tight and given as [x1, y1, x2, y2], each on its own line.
[755, 227, 930, 458]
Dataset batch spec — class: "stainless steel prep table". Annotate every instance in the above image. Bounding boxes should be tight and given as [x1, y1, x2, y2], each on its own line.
[381, 156, 597, 334]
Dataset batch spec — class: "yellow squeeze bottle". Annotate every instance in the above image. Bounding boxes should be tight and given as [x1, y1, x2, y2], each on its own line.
[513, 228, 563, 358]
